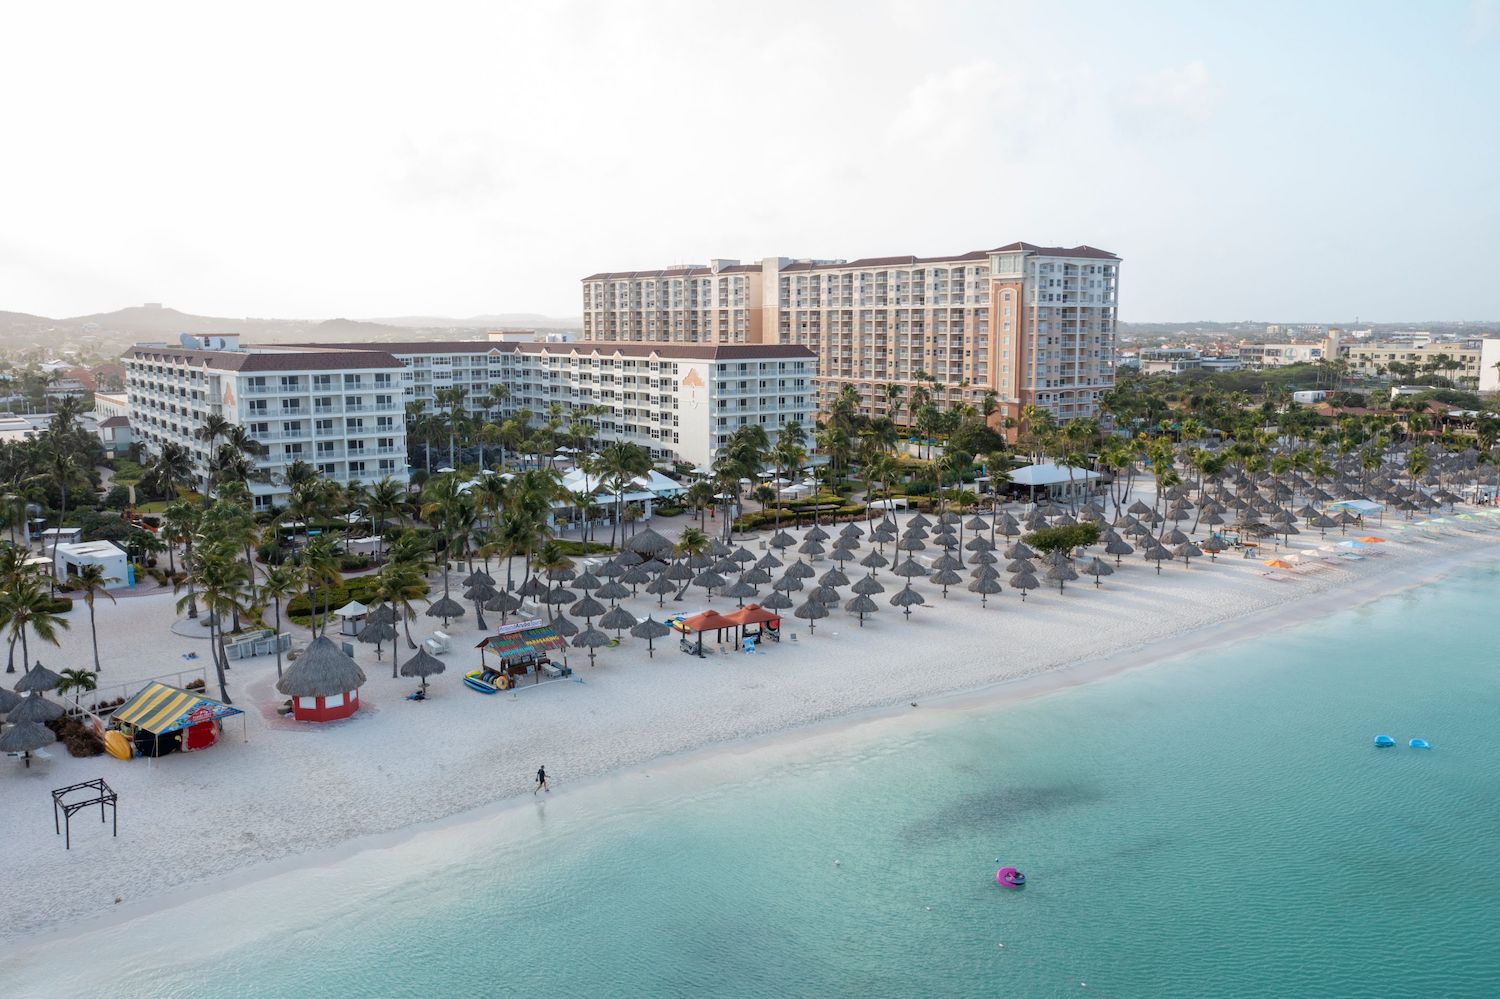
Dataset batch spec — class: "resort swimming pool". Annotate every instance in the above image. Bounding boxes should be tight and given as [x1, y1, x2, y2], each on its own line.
[7, 558, 1500, 998]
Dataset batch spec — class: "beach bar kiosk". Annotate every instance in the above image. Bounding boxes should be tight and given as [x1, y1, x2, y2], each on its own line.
[276, 635, 368, 721]
[106, 681, 244, 758]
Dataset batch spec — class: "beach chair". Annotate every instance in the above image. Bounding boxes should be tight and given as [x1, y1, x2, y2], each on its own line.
[423, 631, 452, 656]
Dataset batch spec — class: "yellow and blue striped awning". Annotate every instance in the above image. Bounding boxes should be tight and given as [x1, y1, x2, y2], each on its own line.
[112, 682, 243, 735]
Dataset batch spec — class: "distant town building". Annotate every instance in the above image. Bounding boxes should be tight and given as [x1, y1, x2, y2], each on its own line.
[1138, 348, 1203, 375]
[1340, 342, 1481, 385]
[1237, 343, 1323, 369]
[1264, 324, 1324, 339]
[582, 242, 1122, 427]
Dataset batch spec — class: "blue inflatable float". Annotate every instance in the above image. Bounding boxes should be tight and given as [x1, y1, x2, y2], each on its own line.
[1409, 738, 1431, 749]
[1374, 735, 1396, 748]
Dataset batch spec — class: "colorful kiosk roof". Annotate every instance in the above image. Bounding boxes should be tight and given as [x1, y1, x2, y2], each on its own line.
[113, 682, 243, 735]
[477, 619, 567, 661]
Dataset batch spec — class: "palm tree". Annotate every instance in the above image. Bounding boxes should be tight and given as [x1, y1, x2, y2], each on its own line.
[882, 382, 904, 426]
[300, 534, 343, 637]
[56, 667, 98, 716]
[40, 444, 89, 590]
[599, 440, 651, 548]
[671, 526, 709, 600]
[179, 541, 248, 704]
[162, 500, 201, 615]
[373, 560, 426, 672]
[140, 441, 194, 502]
[193, 413, 234, 503]
[1, 572, 69, 672]
[384, 540, 430, 631]
[770, 438, 807, 532]
[257, 562, 303, 678]
[677, 479, 708, 529]
[366, 476, 407, 563]
[72, 563, 116, 673]
[531, 540, 574, 622]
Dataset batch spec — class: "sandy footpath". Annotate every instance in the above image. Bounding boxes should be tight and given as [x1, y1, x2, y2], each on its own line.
[1, 506, 1498, 945]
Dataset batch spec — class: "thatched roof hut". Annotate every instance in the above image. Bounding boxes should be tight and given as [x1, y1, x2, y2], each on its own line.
[277, 636, 368, 721]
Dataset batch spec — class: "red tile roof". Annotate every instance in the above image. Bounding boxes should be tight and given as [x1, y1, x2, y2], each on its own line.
[585, 243, 1117, 281]
[123, 345, 404, 371]
[307, 340, 815, 362]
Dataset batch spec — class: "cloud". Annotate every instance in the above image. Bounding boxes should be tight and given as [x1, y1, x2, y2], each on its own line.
[391, 134, 514, 207]
[1122, 60, 1223, 135]
[888, 60, 1028, 153]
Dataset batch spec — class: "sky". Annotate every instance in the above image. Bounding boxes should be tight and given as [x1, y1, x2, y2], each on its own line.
[1, 0, 1497, 323]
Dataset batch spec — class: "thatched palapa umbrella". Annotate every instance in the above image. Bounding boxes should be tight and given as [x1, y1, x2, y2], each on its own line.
[8, 691, 64, 724]
[794, 596, 829, 633]
[1084, 557, 1114, 588]
[631, 615, 673, 657]
[722, 575, 758, 607]
[844, 593, 879, 626]
[425, 595, 465, 626]
[931, 567, 963, 597]
[570, 594, 608, 621]
[626, 527, 673, 558]
[599, 604, 637, 636]
[760, 590, 795, 611]
[1044, 560, 1078, 593]
[14, 663, 62, 693]
[0, 719, 56, 766]
[890, 583, 925, 618]
[968, 575, 1003, 606]
[573, 625, 611, 667]
[595, 578, 631, 603]
[1174, 541, 1204, 567]
[399, 647, 446, 694]
[1009, 570, 1040, 600]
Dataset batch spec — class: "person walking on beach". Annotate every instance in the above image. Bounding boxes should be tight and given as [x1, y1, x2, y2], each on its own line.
[534, 765, 549, 794]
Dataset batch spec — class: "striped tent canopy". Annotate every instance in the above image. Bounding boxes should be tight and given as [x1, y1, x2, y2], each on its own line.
[476, 619, 566, 662]
[112, 682, 243, 735]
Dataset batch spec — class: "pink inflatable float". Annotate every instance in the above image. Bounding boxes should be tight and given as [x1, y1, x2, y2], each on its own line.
[996, 867, 1026, 888]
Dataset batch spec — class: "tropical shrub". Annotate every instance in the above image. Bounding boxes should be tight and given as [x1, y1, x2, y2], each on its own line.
[1022, 523, 1102, 555]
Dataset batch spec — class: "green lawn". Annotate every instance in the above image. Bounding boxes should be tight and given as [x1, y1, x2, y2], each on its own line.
[135, 487, 204, 513]
[111, 458, 147, 484]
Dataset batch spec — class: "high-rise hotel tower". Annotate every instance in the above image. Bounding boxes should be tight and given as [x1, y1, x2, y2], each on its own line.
[582, 243, 1120, 425]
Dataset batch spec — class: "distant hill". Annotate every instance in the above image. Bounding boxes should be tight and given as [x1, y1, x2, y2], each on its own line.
[370, 313, 582, 330]
[65, 305, 249, 335]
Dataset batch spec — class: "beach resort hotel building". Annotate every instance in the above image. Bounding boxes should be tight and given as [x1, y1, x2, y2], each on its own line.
[125, 335, 411, 510]
[581, 242, 1121, 427]
[126, 335, 816, 508]
[314, 339, 818, 470]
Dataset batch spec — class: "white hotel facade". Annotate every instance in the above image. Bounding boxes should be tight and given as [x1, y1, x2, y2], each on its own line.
[125, 336, 410, 510]
[318, 339, 817, 469]
[126, 335, 815, 508]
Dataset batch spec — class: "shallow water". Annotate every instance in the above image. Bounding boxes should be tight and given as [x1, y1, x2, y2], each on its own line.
[11, 560, 1500, 998]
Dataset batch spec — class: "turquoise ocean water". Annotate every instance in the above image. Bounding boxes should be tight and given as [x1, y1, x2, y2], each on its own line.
[13, 559, 1500, 997]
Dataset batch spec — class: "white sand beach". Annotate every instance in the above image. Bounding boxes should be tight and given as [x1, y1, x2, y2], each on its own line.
[3, 508, 1499, 946]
